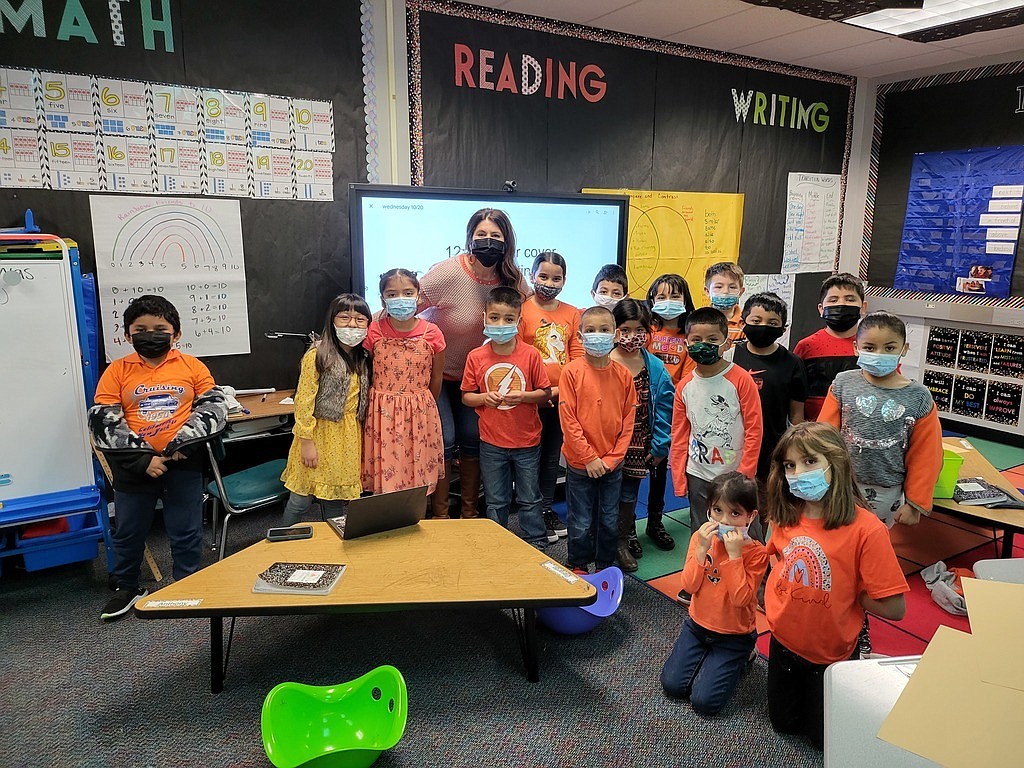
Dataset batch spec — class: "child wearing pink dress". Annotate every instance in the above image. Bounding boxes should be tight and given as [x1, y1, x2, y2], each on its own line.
[362, 268, 446, 497]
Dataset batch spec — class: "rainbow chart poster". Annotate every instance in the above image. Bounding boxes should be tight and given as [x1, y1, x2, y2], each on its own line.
[90, 195, 250, 359]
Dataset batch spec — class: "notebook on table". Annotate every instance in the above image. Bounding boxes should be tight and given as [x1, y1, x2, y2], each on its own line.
[952, 477, 1008, 506]
[327, 485, 428, 541]
[253, 562, 346, 595]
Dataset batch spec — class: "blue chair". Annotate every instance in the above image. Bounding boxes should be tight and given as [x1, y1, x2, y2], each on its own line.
[536, 566, 624, 634]
[205, 441, 288, 559]
[261, 665, 408, 768]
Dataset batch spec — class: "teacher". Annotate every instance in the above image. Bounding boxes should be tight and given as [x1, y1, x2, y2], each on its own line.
[418, 208, 530, 520]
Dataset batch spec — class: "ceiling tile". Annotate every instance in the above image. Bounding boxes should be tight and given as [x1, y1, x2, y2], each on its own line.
[678, 15, 878, 57]
[944, 34, 1024, 55]
[475, 0, 642, 24]
[587, 0, 749, 38]
[796, 45, 970, 76]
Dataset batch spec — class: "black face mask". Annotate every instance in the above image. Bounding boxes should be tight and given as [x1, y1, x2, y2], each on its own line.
[471, 238, 506, 267]
[131, 331, 173, 359]
[822, 305, 861, 333]
[743, 324, 785, 348]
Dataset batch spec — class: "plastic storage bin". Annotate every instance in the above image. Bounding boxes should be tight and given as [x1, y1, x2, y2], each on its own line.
[15, 510, 102, 572]
[933, 449, 964, 499]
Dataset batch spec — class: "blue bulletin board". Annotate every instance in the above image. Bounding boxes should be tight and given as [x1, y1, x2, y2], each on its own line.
[895, 146, 1024, 298]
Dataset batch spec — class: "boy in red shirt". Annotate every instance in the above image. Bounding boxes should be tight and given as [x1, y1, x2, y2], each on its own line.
[793, 273, 866, 420]
[462, 287, 552, 546]
[89, 295, 228, 620]
[559, 305, 637, 573]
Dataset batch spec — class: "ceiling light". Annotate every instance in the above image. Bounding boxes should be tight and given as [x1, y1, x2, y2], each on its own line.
[843, 0, 1024, 34]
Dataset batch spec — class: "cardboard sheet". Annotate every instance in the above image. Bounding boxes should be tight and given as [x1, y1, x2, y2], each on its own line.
[961, 578, 1024, 692]
[877, 627, 1024, 766]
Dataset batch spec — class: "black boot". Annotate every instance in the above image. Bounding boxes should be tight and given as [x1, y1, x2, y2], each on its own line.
[616, 502, 638, 572]
[627, 523, 643, 559]
[645, 508, 676, 551]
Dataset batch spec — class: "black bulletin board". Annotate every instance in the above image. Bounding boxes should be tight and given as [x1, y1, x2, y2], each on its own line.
[0, 0, 366, 389]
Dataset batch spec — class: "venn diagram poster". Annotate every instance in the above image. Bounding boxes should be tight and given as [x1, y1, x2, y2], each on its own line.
[90, 195, 250, 359]
[895, 145, 1024, 298]
[583, 188, 744, 302]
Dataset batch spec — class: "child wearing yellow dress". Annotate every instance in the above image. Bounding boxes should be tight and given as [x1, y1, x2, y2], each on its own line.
[281, 294, 372, 525]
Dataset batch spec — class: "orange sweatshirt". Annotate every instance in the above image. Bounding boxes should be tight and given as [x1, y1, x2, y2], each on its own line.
[559, 357, 636, 470]
[680, 531, 768, 635]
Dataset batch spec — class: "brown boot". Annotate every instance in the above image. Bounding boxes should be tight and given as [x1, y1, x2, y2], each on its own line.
[616, 502, 638, 572]
[430, 461, 453, 519]
[459, 456, 481, 519]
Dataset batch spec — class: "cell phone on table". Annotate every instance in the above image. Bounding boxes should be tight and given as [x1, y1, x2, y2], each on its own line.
[266, 525, 313, 542]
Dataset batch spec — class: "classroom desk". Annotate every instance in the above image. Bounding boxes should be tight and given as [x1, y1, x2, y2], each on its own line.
[135, 519, 597, 693]
[223, 389, 295, 443]
[932, 437, 1024, 558]
[229, 389, 296, 422]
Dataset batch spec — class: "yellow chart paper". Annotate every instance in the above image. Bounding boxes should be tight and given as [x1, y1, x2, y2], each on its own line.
[961, 577, 1024, 692]
[583, 188, 744, 302]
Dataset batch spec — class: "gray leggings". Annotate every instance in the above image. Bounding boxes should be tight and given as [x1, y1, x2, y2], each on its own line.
[282, 492, 347, 526]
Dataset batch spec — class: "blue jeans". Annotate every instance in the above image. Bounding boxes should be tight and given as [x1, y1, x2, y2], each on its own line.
[537, 404, 564, 511]
[478, 441, 546, 545]
[111, 465, 204, 590]
[660, 615, 756, 715]
[620, 474, 643, 505]
[565, 464, 622, 568]
[438, 379, 480, 460]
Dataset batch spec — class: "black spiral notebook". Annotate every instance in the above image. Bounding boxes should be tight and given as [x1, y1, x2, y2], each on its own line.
[253, 562, 346, 595]
[951, 477, 1008, 506]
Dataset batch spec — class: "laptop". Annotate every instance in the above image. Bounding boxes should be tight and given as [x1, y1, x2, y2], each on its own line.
[326, 485, 428, 540]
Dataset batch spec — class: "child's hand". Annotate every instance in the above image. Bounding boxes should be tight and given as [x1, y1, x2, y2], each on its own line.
[696, 520, 718, 551]
[483, 391, 504, 409]
[646, 453, 665, 467]
[893, 503, 921, 526]
[722, 528, 748, 559]
[168, 451, 187, 461]
[502, 390, 524, 406]
[585, 458, 607, 478]
[300, 439, 319, 469]
[146, 456, 168, 478]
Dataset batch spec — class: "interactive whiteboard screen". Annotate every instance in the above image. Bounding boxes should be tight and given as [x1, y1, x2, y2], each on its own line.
[350, 185, 628, 313]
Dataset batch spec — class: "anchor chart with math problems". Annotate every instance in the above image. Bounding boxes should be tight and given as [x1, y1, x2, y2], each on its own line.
[90, 196, 250, 360]
[583, 188, 744, 301]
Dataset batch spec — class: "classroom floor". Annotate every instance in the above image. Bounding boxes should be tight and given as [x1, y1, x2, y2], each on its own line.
[621, 436, 1024, 659]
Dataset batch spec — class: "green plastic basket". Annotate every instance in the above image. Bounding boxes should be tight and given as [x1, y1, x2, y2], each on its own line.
[933, 449, 964, 499]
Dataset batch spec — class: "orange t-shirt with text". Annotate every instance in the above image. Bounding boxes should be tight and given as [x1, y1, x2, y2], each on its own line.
[765, 506, 909, 664]
[461, 340, 551, 449]
[94, 350, 216, 453]
[647, 329, 695, 385]
[680, 531, 768, 635]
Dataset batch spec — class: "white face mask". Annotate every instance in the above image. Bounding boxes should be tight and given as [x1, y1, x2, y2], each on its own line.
[335, 326, 367, 347]
[592, 293, 621, 309]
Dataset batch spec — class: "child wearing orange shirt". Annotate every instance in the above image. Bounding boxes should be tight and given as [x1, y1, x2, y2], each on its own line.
[463, 287, 551, 546]
[765, 422, 908, 749]
[518, 251, 583, 540]
[703, 262, 746, 346]
[559, 305, 636, 572]
[89, 295, 228, 620]
[661, 471, 768, 714]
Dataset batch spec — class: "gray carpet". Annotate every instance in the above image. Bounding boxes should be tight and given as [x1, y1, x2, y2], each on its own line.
[0, 505, 822, 767]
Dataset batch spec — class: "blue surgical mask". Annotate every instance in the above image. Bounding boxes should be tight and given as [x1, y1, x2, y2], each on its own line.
[787, 465, 831, 502]
[857, 350, 901, 377]
[710, 293, 739, 310]
[708, 513, 751, 540]
[384, 297, 418, 321]
[582, 332, 615, 357]
[651, 299, 686, 320]
[483, 323, 518, 344]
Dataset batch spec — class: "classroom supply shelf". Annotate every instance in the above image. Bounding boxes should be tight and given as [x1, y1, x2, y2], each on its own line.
[0, 228, 111, 573]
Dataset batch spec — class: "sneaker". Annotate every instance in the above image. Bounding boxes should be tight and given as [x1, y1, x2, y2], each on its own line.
[101, 587, 149, 621]
[544, 524, 559, 544]
[856, 619, 873, 659]
[570, 564, 590, 576]
[747, 647, 759, 664]
[676, 589, 692, 606]
[545, 510, 568, 538]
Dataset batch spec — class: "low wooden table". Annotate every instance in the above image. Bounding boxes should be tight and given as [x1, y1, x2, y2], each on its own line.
[933, 437, 1024, 558]
[135, 519, 597, 692]
[229, 389, 296, 422]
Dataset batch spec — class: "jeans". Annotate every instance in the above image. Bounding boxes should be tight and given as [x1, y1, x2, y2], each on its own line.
[661, 615, 756, 715]
[479, 441, 546, 545]
[537, 404, 564, 511]
[620, 474, 643, 505]
[111, 465, 204, 590]
[282, 493, 347, 526]
[767, 635, 859, 749]
[565, 464, 622, 568]
[437, 379, 480, 460]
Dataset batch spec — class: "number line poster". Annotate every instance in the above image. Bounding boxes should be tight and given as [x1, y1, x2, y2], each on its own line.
[0, 67, 333, 201]
[90, 195, 250, 359]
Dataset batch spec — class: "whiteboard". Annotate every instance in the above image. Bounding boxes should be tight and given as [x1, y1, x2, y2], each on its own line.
[0, 256, 95, 503]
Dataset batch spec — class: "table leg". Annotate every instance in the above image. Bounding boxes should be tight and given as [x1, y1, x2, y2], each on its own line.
[1002, 529, 1016, 558]
[211, 617, 224, 694]
[512, 607, 540, 683]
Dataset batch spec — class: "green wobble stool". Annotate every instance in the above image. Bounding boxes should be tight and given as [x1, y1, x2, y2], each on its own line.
[261, 665, 408, 768]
